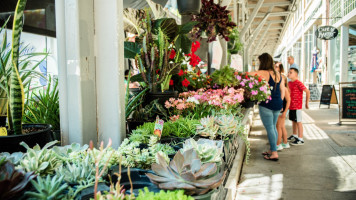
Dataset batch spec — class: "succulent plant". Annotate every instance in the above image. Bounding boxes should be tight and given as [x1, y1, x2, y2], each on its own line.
[0, 161, 36, 200]
[136, 187, 194, 200]
[215, 114, 238, 137]
[52, 142, 88, 162]
[0, 152, 24, 165]
[196, 116, 219, 139]
[26, 175, 68, 200]
[146, 149, 226, 195]
[56, 154, 96, 185]
[20, 141, 62, 176]
[181, 138, 223, 165]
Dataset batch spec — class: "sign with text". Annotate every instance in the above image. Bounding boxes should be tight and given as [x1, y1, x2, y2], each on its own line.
[320, 85, 338, 108]
[309, 84, 321, 101]
[341, 87, 356, 119]
[315, 26, 338, 40]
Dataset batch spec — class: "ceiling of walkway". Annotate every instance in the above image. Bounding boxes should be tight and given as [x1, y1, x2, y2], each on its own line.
[228, 0, 295, 57]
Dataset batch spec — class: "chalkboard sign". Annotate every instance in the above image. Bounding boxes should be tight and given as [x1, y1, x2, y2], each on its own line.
[309, 84, 320, 101]
[320, 85, 338, 108]
[342, 87, 356, 119]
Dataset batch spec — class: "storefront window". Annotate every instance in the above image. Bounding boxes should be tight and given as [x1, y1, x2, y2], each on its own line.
[348, 25, 356, 82]
[329, 33, 340, 85]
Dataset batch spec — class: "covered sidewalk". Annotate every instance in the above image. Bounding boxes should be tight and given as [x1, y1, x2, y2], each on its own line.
[236, 102, 356, 200]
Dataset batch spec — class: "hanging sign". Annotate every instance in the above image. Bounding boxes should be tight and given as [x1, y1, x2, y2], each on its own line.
[315, 26, 338, 40]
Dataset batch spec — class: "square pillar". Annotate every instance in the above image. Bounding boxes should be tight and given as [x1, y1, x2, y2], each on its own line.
[340, 25, 349, 82]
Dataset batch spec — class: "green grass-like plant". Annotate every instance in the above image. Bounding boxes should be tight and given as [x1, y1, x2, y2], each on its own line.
[136, 187, 194, 200]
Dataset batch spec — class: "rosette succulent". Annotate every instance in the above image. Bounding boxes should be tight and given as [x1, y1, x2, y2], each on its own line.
[146, 149, 226, 195]
[196, 116, 219, 139]
[181, 138, 223, 165]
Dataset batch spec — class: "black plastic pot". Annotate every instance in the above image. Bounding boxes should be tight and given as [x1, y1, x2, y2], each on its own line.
[0, 124, 53, 153]
[79, 183, 110, 200]
[241, 99, 256, 108]
[144, 91, 178, 106]
[177, 0, 201, 15]
[123, 181, 160, 196]
[0, 116, 6, 127]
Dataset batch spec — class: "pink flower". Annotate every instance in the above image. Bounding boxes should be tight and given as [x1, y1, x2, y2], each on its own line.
[259, 86, 266, 92]
[169, 115, 180, 122]
[251, 90, 258, 96]
[165, 101, 172, 108]
[249, 82, 254, 88]
[236, 75, 241, 81]
[240, 82, 245, 87]
[176, 103, 185, 110]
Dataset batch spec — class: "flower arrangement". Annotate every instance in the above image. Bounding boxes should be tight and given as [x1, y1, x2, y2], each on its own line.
[192, 0, 237, 42]
[165, 87, 244, 118]
[235, 72, 271, 103]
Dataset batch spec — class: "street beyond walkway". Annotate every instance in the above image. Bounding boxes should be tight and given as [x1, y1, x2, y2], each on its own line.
[235, 102, 356, 200]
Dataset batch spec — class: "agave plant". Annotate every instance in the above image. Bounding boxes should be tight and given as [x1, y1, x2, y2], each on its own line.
[20, 141, 62, 176]
[56, 154, 96, 185]
[26, 175, 68, 200]
[146, 149, 226, 195]
[0, 161, 36, 200]
[196, 116, 219, 139]
[181, 138, 223, 165]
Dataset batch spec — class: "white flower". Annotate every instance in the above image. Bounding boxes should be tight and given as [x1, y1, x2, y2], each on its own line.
[187, 96, 200, 104]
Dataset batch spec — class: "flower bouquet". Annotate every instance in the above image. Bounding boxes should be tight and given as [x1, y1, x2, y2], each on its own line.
[235, 72, 271, 104]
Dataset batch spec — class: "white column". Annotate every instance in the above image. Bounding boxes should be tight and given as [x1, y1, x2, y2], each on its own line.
[340, 25, 349, 82]
[55, 0, 98, 145]
[301, 33, 305, 82]
[94, 0, 126, 148]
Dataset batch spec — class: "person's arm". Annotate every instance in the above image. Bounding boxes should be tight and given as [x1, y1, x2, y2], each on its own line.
[279, 74, 285, 100]
[282, 88, 291, 118]
[304, 88, 310, 109]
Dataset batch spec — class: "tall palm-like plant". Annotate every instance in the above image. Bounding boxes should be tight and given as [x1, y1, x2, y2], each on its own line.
[0, 0, 47, 134]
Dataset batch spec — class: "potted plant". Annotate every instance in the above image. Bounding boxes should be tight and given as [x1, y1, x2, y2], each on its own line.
[210, 65, 238, 88]
[0, 0, 55, 153]
[177, 0, 202, 15]
[227, 27, 243, 55]
[192, 0, 237, 42]
[125, 10, 198, 105]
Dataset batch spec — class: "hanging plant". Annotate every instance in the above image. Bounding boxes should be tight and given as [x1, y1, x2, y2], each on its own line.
[192, 0, 236, 42]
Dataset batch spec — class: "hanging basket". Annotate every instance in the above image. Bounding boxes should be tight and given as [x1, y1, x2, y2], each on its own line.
[177, 0, 201, 15]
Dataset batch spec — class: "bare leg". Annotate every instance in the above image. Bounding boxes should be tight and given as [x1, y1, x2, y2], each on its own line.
[292, 121, 297, 135]
[280, 117, 288, 143]
[277, 116, 283, 145]
[297, 122, 303, 138]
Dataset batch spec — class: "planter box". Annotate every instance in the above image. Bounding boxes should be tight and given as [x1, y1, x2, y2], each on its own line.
[0, 124, 53, 153]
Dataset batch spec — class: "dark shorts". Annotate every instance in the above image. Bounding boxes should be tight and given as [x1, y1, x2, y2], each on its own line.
[289, 110, 302, 122]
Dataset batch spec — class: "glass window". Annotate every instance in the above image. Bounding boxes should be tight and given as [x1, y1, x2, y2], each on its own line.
[348, 25, 356, 82]
[330, 33, 340, 85]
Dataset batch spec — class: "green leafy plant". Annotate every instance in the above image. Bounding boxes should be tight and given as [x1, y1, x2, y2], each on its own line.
[0, 161, 36, 200]
[125, 71, 149, 119]
[52, 143, 89, 162]
[26, 175, 68, 200]
[23, 76, 60, 130]
[192, 0, 236, 42]
[56, 154, 96, 185]
[131, 99, 168, 121]
[211, 66, 238, 88]
[146, 148, 226, 195]
[136, 187, 194, 200]
[118, 136, 174, 170]
[0, 151, 24, 165]
[181, 138, 223, 165]
[0, 1, 47, 132]
[228, 27, 243, 54]
[20, 141, 62, 176]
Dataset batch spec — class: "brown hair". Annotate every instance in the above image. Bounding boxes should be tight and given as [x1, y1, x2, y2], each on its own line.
[258, 53, 279, 88]
[278, 63, 284, 73]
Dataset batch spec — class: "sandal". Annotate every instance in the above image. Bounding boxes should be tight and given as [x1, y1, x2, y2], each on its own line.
[264, 155, 279, 161]
[261, 151, 271, 156]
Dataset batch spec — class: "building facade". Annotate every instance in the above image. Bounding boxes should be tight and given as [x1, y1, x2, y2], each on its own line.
[276, 0, 356, 87]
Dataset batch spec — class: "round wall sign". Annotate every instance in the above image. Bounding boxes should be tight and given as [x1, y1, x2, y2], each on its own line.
[315, 26, 339, 40]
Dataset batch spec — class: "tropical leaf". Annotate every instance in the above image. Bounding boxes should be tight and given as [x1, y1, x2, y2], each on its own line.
[175, 34, 192, 54]
[124, 41, 142, 59]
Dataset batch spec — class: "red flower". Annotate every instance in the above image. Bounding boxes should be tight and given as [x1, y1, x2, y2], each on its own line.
[169, 79, 174, 86]
[178, 69, 184, 76]
[191, 41, 201, 53]
[169, 49, 176, 59]
[258, 77, 262, 82]
[182, 78, 190, 87]
[245, 75, 249, 79]
[189, 53, 201, 67]
[156, 69, 160, 74]
[197, 70, 201, 76]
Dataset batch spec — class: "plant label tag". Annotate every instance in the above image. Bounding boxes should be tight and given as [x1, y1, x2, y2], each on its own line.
[0, 127, 7, 136]
[154, 116, 164, 138]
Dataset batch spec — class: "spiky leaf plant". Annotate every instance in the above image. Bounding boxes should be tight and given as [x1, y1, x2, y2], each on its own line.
[25, 175, 68, 200]
[146, 149, 226, 195]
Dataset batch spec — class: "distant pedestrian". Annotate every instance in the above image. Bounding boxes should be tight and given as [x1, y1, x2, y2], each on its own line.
[275, 63, 290, 150]
[287, 56, 299, 72]
[287, 64, 310, 145]
[253, 53, 285, 161]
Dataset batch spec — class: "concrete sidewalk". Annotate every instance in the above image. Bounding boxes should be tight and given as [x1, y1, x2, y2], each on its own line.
[235, 102, 356, 200]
